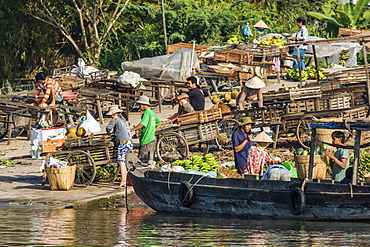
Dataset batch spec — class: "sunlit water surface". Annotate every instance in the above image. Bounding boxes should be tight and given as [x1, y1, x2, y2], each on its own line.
[1, 194, 370, 246]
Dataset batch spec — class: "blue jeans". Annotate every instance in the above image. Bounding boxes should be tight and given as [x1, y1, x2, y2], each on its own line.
[292, 49, 306, 70]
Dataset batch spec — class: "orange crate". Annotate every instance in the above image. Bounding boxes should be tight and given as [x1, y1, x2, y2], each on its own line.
[166, 42, 208, 56]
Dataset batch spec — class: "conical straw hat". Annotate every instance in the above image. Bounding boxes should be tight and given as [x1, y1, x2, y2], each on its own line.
[245, 76, 266, 89]
[252, 131, 274, 143]
[253, 20, 269, 29]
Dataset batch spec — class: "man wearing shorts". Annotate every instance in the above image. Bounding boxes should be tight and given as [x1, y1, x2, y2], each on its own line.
[132, 95, 161, 165]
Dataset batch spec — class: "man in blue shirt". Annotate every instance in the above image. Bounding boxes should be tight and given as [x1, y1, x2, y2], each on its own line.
[232, 117, 255, 174]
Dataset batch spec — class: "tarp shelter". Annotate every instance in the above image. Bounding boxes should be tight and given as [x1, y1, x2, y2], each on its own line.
[121, 49, 199, 81]
[254, 34, 362, 67]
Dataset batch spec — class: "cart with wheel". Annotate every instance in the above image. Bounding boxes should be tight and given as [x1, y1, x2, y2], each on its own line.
[44, 134, 120, 187]
[156, 109, 222, 162]
[216, 106, 283, 150]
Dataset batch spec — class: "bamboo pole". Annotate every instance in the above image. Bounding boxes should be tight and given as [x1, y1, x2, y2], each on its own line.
[362, 40, 370, 106]
[312, 45, 320, 84]
[161, 0, 168, 49]
[296, 48, 302, 87]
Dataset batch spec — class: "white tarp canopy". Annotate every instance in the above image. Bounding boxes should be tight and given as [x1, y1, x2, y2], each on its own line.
[121, 49, 199, 81]
[254, 34, 362, 67]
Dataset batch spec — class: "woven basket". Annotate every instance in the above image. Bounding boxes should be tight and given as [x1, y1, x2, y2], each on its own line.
[364, 173, 370, 183]
[217, 166, 242, 179]
[295, 155, 327, 180]
[45, 165, 76, 190]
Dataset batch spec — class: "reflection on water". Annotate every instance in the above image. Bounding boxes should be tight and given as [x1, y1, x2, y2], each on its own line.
[1, 194, 370, 246]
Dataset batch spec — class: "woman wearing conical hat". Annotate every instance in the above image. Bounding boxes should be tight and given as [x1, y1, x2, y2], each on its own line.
[236, 76, 266, 110]
[241, 131, 275, 175]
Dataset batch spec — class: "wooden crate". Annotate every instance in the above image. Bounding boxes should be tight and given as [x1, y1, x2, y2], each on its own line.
[316, 94, 351, 111]
[286, 100, 315, 113]
[237, 43, 288, 58]
[65, 134, 113, 148]
[166, 42, 208, 56]
[238, 71, 255, 82]
[290, 86, 322, 101]
[214, 49, 254, 64]
[177, 108, 222, 126]
[339, 28, 370, 37]
[199, 122, 219, 142]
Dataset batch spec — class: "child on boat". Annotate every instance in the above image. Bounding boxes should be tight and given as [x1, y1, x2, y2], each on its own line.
[324, 131, 349, 182]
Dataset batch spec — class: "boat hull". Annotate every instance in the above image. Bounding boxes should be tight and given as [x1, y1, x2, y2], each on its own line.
[129, 169, 370, 221]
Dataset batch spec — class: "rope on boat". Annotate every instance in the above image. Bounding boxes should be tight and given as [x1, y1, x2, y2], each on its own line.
[301, 178, 308, 191]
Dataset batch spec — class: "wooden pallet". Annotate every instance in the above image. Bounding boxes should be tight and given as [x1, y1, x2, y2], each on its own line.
[289, 86, 322, 101]
[198, 121, 219, 142]
[177, 108, 222, 126]
[65, 134, 113, 148]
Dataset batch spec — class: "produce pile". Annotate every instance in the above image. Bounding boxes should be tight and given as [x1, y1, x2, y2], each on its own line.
[339, 50, 349, 66]
[67, 126, 86, 138]
[295, 145, 328, 156]
[211, 91, 239, 104]
[171, 154, 220, 172]
[286, 68, 325, 81]
[257, 36, 287, 48]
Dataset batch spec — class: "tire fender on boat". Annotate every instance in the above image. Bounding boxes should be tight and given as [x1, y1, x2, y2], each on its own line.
[289, 187, 306, 215]
[179, 181, 194, 207]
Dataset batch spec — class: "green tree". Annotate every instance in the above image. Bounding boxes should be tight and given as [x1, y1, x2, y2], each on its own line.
[308, 0, 370, 37]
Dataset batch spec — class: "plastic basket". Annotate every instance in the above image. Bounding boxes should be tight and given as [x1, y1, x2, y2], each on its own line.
[45, 165, 76, 190]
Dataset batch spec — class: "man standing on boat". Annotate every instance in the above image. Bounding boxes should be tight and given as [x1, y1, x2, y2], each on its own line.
[232, 117, 255, 174]
[132, 95, 162, 165]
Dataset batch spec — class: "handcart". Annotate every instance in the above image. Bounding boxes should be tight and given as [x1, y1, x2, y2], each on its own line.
[156, 109, 222, 162]
[44, 134, 119, 187]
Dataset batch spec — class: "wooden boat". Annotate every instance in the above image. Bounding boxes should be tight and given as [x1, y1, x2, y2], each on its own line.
[127, 120, 370, 220]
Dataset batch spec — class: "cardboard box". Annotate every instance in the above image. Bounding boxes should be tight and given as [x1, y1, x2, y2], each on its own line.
[31, 127, 66, 153]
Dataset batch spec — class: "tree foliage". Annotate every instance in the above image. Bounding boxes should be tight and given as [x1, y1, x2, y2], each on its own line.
[0, 0, 368, 80]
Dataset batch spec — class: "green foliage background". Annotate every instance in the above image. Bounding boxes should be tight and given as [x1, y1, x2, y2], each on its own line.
[0, 0, 368, 81]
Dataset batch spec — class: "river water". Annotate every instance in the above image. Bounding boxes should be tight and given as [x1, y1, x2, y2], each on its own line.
[1, 194, 370, 246]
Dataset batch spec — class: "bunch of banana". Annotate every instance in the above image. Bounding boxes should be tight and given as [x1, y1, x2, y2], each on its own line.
[227, 35, 242, 44]
[257, 36, 287, 48]
[339, 50, 350, 66]
[171, 154, 220, 172]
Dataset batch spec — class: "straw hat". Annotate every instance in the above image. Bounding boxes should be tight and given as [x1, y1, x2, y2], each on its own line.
[252, 131, 274, 143]
[245, 76, 266, 89]
[106, 105, 123, 115]
[239, 117, 255, 126]
[136, 95, 151, 106]
[253, 20, 269, 29]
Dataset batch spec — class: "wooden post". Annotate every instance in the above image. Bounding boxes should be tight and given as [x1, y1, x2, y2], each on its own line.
[96, 95, 104, 124]
[362, 41, 370, 106]
[6, 113, 11, 145]
[352, 130, 361, 185]
[296, 48, 303, 86]
[308, 126, 317, 180]
[312, 45, 320, 84]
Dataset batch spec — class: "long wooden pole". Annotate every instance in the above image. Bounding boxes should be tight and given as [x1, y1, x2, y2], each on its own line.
[312, 45, 320, 84]
[362, 40, 370, 106]
[161, 0, 168, 49]
[296, 48, 302, 86]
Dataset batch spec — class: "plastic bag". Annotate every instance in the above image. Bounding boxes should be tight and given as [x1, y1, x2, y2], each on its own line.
[79, 110, 101, 135]
[117, 71, 141, 88]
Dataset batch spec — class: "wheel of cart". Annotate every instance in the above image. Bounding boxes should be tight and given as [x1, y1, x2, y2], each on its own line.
[215, 119, 240, 150]
[156, 131, 189, 163]
[66, 150, 96, 187]
[296, 115, 318, 149]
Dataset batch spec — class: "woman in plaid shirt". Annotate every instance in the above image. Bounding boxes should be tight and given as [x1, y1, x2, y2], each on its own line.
[35, 72, 63, 107]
